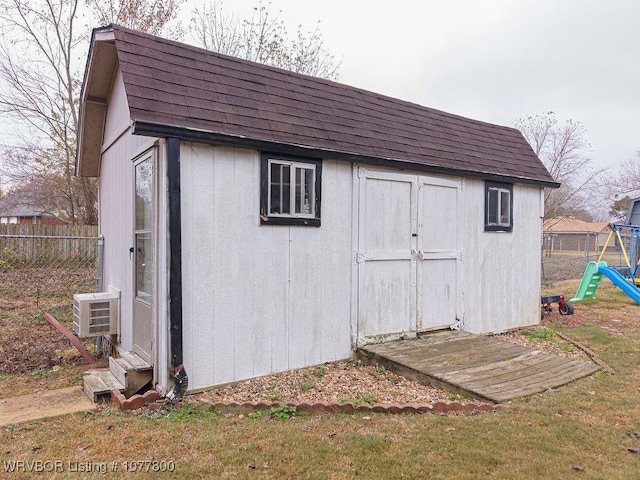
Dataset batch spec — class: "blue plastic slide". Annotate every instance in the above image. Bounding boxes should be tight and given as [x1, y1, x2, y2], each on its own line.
[597, 264, 640, 305]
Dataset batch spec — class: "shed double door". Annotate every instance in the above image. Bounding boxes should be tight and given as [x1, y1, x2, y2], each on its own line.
[356, 168, 462, 345]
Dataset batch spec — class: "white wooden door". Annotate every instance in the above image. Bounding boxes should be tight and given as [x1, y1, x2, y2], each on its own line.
[356, 168, 462, 344]
[133, 151, 155, 364]
[416, 177, 462, 331]
[356, 169, 416, 344]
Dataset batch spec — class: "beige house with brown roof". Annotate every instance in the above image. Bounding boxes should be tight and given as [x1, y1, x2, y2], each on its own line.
[543, 216, 611, 252]
[75, 25, 557, 399]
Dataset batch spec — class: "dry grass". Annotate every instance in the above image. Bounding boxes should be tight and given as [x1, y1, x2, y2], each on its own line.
[0, 266, 101, 398]
[3, 274, 640, 478]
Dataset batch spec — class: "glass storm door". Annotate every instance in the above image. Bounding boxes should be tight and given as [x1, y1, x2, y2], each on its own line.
[133, 152, 154, 363]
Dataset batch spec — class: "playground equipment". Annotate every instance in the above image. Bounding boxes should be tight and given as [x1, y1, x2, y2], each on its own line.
[571, 224, 640, 304]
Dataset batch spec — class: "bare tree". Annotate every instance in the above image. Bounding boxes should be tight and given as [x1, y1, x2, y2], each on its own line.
[610, 150, 640, 197]
[85, 0, 184, 36]
[0, 0, 183, 224]
[515, 111, 603, 222]
[190, 0, 341, 80]
[0, 0, 93, 223]
[604, 149, 640, 224]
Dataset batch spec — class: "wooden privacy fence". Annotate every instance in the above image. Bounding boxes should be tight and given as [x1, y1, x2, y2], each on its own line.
[0, 224, 99, 266]
[0, 224, 97, 236]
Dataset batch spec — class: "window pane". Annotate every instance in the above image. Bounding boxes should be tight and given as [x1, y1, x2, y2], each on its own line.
[270, 162, 281, 184]
[135, 160, 153, 230]
[270, 163, 293, 214]
[488, 189, 498, 224]
[304, 168, 314, 215]
[270, 184, 281, 214]
[136, 233, 153, 301]
[294, 167, 302, 213]
[282, 165, 290, 214]
[270, 163, 280, 214]
[294, 167, 314, 215]
[500, 191, 510, 225]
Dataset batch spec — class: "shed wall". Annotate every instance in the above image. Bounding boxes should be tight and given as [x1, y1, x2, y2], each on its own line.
[99, 69, 157, 352]
[180, 144, 353, 391]
[461, 181, 543, 333]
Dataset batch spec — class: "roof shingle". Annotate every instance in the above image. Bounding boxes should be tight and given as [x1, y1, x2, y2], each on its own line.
[84, 25, 558, 186]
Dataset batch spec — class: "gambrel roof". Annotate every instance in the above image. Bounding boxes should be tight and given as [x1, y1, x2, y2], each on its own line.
[78, 24, 558, 187]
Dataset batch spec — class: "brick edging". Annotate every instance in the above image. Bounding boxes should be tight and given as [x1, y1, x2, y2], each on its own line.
[111, 389, 504, 415]
[111, 390, 160, 410]
[207, 400, 504, 415]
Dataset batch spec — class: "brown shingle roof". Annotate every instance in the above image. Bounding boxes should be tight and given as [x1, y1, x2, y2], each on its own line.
[544, 216, 610, 232]
[79, 25, 557, 186]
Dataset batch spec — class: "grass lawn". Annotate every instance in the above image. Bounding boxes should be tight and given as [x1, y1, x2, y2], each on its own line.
[2, 280, 640, 478]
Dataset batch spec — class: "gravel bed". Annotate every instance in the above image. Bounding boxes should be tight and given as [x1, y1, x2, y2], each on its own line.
[491, 327, 589, 361]
[196, 361, 455, 406]
[194, 326, 590, 408]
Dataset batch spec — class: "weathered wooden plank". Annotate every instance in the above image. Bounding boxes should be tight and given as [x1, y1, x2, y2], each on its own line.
[83, 370, 125, 402]
[445, 351, 554, 384]
[456, 359, 578, 395]
[358, 347, 495, 402]
[480, 362, 601, 399]
[364, 334, 504, 361]
[358, 330, 601, 403]
[364, 328, 467, 355]
[389, 342, 532, 375]
[118, 352, 152, 371]
[83, 372, 108, 399]
[454, 364, 598, 403]
[483, 356, 590, 389]
[430, 343, 534, 371]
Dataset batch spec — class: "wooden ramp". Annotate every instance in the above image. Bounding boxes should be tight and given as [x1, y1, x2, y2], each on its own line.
[358, 330, 601, 403]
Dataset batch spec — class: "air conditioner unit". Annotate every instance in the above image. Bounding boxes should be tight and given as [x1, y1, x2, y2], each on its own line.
[73, 292, 119, 338]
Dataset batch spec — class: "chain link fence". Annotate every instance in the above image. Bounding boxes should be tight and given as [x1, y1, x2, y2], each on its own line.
[0, 225, 100, 322]
[542, 230, 636, 286]
[0, 226, 634, 311]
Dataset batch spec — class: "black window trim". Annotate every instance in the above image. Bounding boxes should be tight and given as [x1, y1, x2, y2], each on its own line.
[260, 152, 322, 227]
[484, 180, 513, 232]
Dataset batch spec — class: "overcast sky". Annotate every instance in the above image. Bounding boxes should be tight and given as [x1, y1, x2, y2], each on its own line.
[185, 0, 639, 171]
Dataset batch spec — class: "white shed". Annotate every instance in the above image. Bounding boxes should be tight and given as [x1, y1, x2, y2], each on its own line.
[77, 25, 558, 397]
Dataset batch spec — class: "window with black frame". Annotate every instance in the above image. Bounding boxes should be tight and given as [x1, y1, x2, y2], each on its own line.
[484, 181, 513, 232]
[260, 153, 322, 227]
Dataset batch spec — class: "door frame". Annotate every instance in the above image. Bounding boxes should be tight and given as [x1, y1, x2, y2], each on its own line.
[132, 147, 158, 365]
[352, 165, 464, 346]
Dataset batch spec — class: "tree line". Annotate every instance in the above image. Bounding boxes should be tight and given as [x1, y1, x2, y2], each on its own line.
[516, 111, 639, 224]
[0, 1, 634, 225]
[0, 0, 340, 224]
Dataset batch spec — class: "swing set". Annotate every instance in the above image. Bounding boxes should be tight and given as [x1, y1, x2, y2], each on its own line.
[597, 224, 640, 283]
[571, 224, 640, 304]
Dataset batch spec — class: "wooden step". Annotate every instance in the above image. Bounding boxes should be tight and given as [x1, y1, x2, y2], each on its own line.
[108, 353, 153, 398]
[118, 352, 152, 371]
[83, 369, 125, 402]
[109, 357, 128, 386]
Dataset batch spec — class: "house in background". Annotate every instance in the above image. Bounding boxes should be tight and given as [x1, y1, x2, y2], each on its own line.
[543, 216, 611, 253]
[0, 193, 64, 225]
[76, 25, 558, 398]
